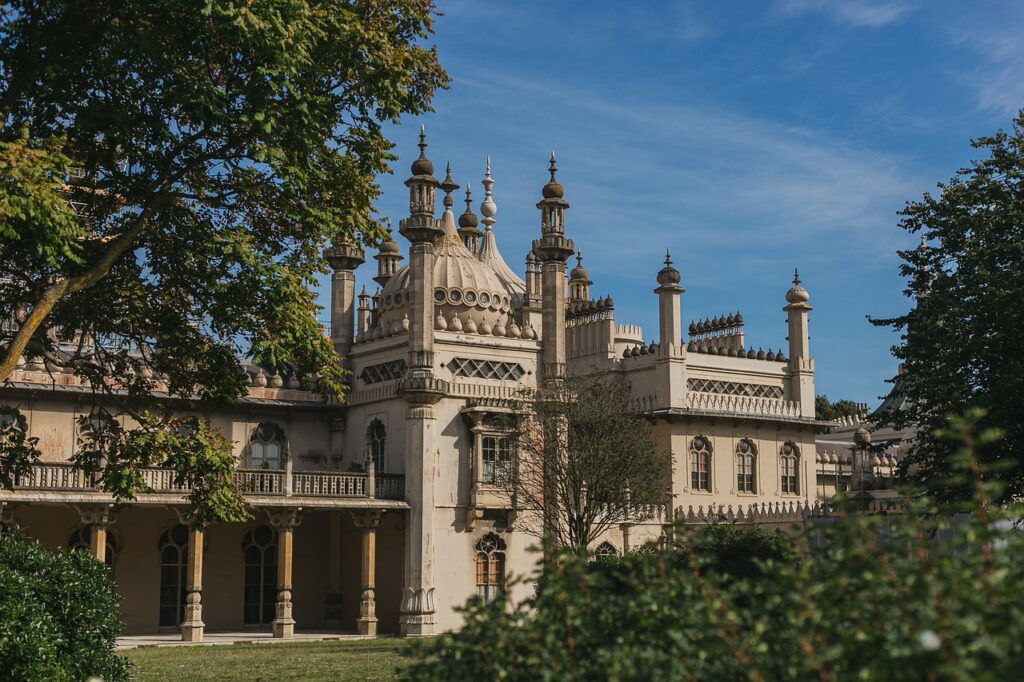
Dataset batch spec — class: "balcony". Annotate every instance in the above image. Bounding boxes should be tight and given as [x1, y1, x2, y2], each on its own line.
[6, 462, 405, 506]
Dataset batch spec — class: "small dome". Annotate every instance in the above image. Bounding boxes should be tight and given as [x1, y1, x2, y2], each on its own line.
[656, 249, 682, 287]
[569, 252, 590, 281]
[542, 151, 564, 199]
[854, 427, 872, 447]
[688, 321, 697, 335]
[735, 312, 744, 324]
[410, 125, 434, 177]
[379, 229, 400, 255]
[726, 313, 735, 325]
[459, 208, 478, 229]
[786, 268, 810, 304]
[604, 295, 613, 308]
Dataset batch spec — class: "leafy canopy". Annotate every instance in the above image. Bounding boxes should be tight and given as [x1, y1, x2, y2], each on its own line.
[873, 110, 1024, 503]
[0, 0, 448, 523]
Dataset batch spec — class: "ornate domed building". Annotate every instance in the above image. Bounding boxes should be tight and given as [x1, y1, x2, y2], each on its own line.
[0, 128, 822, 642]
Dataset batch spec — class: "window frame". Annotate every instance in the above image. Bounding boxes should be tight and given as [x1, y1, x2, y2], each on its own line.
[481, 434, 512, 486]
[249, 422, 286, 470]
[780, 442, 800, 495]
[474, 533, 506, 603]
[366, 419, 387, 473]
[689, 436, 712, 492]
[735, 439, 757, 494]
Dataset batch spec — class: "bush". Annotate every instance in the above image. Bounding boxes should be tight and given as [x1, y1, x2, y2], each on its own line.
[406, 411, 1024, 681]
[0, 531, 130, 681]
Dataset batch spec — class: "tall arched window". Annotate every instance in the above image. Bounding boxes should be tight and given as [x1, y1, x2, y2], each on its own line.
[249, 423, 285, 469]
[68, 526, 120, 569]
[781, 442, 800, 494]
[689, 436, 712, 492]
[243, 525, 278, 625]
[475, 533, 506, 602]
[158, 524, 189, 627]
[366, 419, 386, 472]
[736, 439, 757, 493]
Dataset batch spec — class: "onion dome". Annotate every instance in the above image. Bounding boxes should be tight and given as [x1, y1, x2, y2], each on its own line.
[765, 349, 775, 361]
[746, 348, 756, 359]
[735, 312, 744, 324]
[541, 150, 564, 199]
[379, 228, 400, 255]
[458, 183, 479, 230]
[726, 313, 735, 326]
[854, 427, 872, 447]
[656, 248, 682, 287]
[785, 268, 811, 304]
[570, 251, 590, 282]
[688, 321, 697, 335]
[410, 124, 434, 177]
[604, 295, 613, 308]
[756, 348, 766, 360]
[687, 340, 697, 352]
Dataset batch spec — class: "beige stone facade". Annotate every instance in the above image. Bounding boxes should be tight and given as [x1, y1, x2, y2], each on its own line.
[0, 131, 822, 639]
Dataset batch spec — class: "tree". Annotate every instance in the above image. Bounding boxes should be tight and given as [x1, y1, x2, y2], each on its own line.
[872, 110, 1024, 503]
[0, 530, 131, 681]
[499, 376, 672, 551]
[0, 0, 448, 524]
[814, 394, 861, 422]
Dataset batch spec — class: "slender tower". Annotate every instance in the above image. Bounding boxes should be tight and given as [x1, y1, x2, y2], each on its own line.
[784, 269, 815, 418]
[654, 249, 687, 409]
[324, 238, 365, 363]
[568, 252, 591, 303]
[457, 183, 482, 254]
[373, 223, 403, 288]
[532, 151, 575, 384]
[396, 126, 447, 636]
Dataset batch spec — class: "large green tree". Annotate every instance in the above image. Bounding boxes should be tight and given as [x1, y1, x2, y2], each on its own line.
[873, 111, 1024, 503]
[0, 0, 448, 524]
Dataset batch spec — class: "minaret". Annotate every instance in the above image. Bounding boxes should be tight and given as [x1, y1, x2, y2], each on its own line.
[532, 151, 575, 384]
[457, 183, 482, 254]
[373, 222, 403, 287]
[784, 269, 815, 418]
[356, 286, 371, 340]
[654, 249, 687, 409]
[568, 251, 592, 303]
[395, 126, 447, 637]
[324, 238, 365, 363]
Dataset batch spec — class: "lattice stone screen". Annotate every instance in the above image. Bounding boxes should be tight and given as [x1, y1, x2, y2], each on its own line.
[447, 357, 525, 381]
[359, 359, 407, 385]
[687, 378, 784, 399]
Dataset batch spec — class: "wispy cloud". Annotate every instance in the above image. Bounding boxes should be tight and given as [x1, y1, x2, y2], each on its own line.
[775, 0, 915, 28]
[950, 25, 1024, 118]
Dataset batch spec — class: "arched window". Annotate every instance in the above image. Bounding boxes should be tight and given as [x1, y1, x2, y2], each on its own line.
[68, 526, 120, 569]
[249, 423, 285, 469]
[689, 436, 711, 492]
[366, 419, 386, 472]
[594, 541, 618, 561]
[158, 524, 189, 627]
[781, 442, 800, 494]
[475, 533, 506, 603]
[482, 436, 511, 485]
[243, 525, 278, 625]
[736, 439, 757, 493]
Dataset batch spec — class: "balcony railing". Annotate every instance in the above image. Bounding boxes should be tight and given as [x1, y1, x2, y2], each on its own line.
[10, 462, 404, 501]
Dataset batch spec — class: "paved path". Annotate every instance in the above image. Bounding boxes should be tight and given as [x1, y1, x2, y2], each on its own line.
[117, 631, 375, 650]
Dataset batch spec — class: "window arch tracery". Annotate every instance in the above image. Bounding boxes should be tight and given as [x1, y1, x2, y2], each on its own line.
[249, 422, 285, 469]
[689, 436, 712, 492]
[736, 439, 757, 494]
[158, 524, 189, 627]
[68, 525, 120, 568]
[781, 442, 800, 494]
[366, 419, 386, 472]
[595, 541, 618, 561]
[243, 525, 278, 625]
[475, 533, 506, 602]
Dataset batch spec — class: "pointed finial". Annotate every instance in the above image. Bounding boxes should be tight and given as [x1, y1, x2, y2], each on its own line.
[665, 248, 672, 266]
[549, 149, 557, 180]
[793, 268, 801, 286]
[464, 182, 473, 208]
[418, 123, 426, 153]
[480, 157, 497, 225]
[576, 250, 583, 266]
[439, 161, 458, 208]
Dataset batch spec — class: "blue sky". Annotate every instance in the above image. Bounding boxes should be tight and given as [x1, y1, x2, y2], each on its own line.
[321, 0, 1024, 407]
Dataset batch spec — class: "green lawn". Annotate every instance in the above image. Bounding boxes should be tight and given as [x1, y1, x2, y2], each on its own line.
[123, 637, 429, 681]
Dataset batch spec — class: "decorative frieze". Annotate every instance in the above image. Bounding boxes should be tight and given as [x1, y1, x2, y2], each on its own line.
[687, 378, 784, 400]
[359, 359, 407, 385]
[446, 357, 525, 381]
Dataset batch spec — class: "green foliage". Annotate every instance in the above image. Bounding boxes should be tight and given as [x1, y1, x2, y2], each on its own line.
[872, 110, 1024, 502]
[407, 411, 1024, 681]
[814, 394, 861, 422]
[0, 0, 448, 520]
[0, 530, 130, 681]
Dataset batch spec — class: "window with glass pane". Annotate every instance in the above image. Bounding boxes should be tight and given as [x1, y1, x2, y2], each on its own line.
[781, 442, 799, 494]
[158, 524, 189, 627]
[366, 419, 386, 472]
[482, 436, 511, 484]
[250, 423, 285, 469]
[736, 439, 756, 493]
[475, 533, 506, 602]
[689, 436, 711, 491]
[242, 525, 278, 625]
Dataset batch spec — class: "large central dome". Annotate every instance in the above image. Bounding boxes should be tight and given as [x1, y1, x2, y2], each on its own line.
[378, 209, 517, 334]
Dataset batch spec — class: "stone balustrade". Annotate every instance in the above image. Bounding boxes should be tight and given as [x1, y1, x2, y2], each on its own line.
[677, 499, 830, 525]
[685, 392, 802, 418]
[11, 462, 404, 501]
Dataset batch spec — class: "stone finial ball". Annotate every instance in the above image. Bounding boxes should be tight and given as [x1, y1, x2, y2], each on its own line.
[854, 427, 872, 447]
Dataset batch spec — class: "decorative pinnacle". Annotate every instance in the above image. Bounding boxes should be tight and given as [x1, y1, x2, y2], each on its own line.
[665, 248, 673, 266]
[464, 182, 473, 210]
[418, 123, 427, 155]
[440, 161, 458, 208]
[480, 157, 497, 225]
[793, 268, 801, 286]
[576, 250, 583, 266]
[549, 149, 557, 181]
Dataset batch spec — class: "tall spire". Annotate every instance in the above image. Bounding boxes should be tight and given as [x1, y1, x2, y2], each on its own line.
[480, 156, 497, 231]
[440, 161, 458, 210]
[793, 267, 801, 287]
[458, 181, 482, 253]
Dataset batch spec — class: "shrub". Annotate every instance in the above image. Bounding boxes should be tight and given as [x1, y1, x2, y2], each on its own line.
[0, 531, 130, 681]
[406, 411, 1024, 681]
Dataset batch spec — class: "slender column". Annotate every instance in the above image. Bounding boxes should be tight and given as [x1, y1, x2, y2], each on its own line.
[181, 527, 205, 642]
[352, 510, 383, 636]
[326, 239, 365, 364]
[77, 505, 115, 564]
[270, 509, 302, 638]
[784, 270, 815, 418]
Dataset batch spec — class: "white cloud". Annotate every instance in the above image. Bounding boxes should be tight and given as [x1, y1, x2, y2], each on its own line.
[950, 26, 1024, 118]
[776, 0, 915, 28]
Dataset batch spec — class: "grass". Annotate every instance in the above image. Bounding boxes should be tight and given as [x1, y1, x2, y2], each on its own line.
[123, 637, 429, 681]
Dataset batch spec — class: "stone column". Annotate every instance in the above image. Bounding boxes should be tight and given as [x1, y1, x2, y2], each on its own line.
[784, 270, 815, 418]
[181, 526, 205, 642]
[352, 510, 383, 636]
[325, 239, 365, 364]
[270, 508, 303, 639]
[77, 505, 115, 564]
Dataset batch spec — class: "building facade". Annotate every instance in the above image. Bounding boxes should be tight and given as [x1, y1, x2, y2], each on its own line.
[0, 130, 821, 639]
